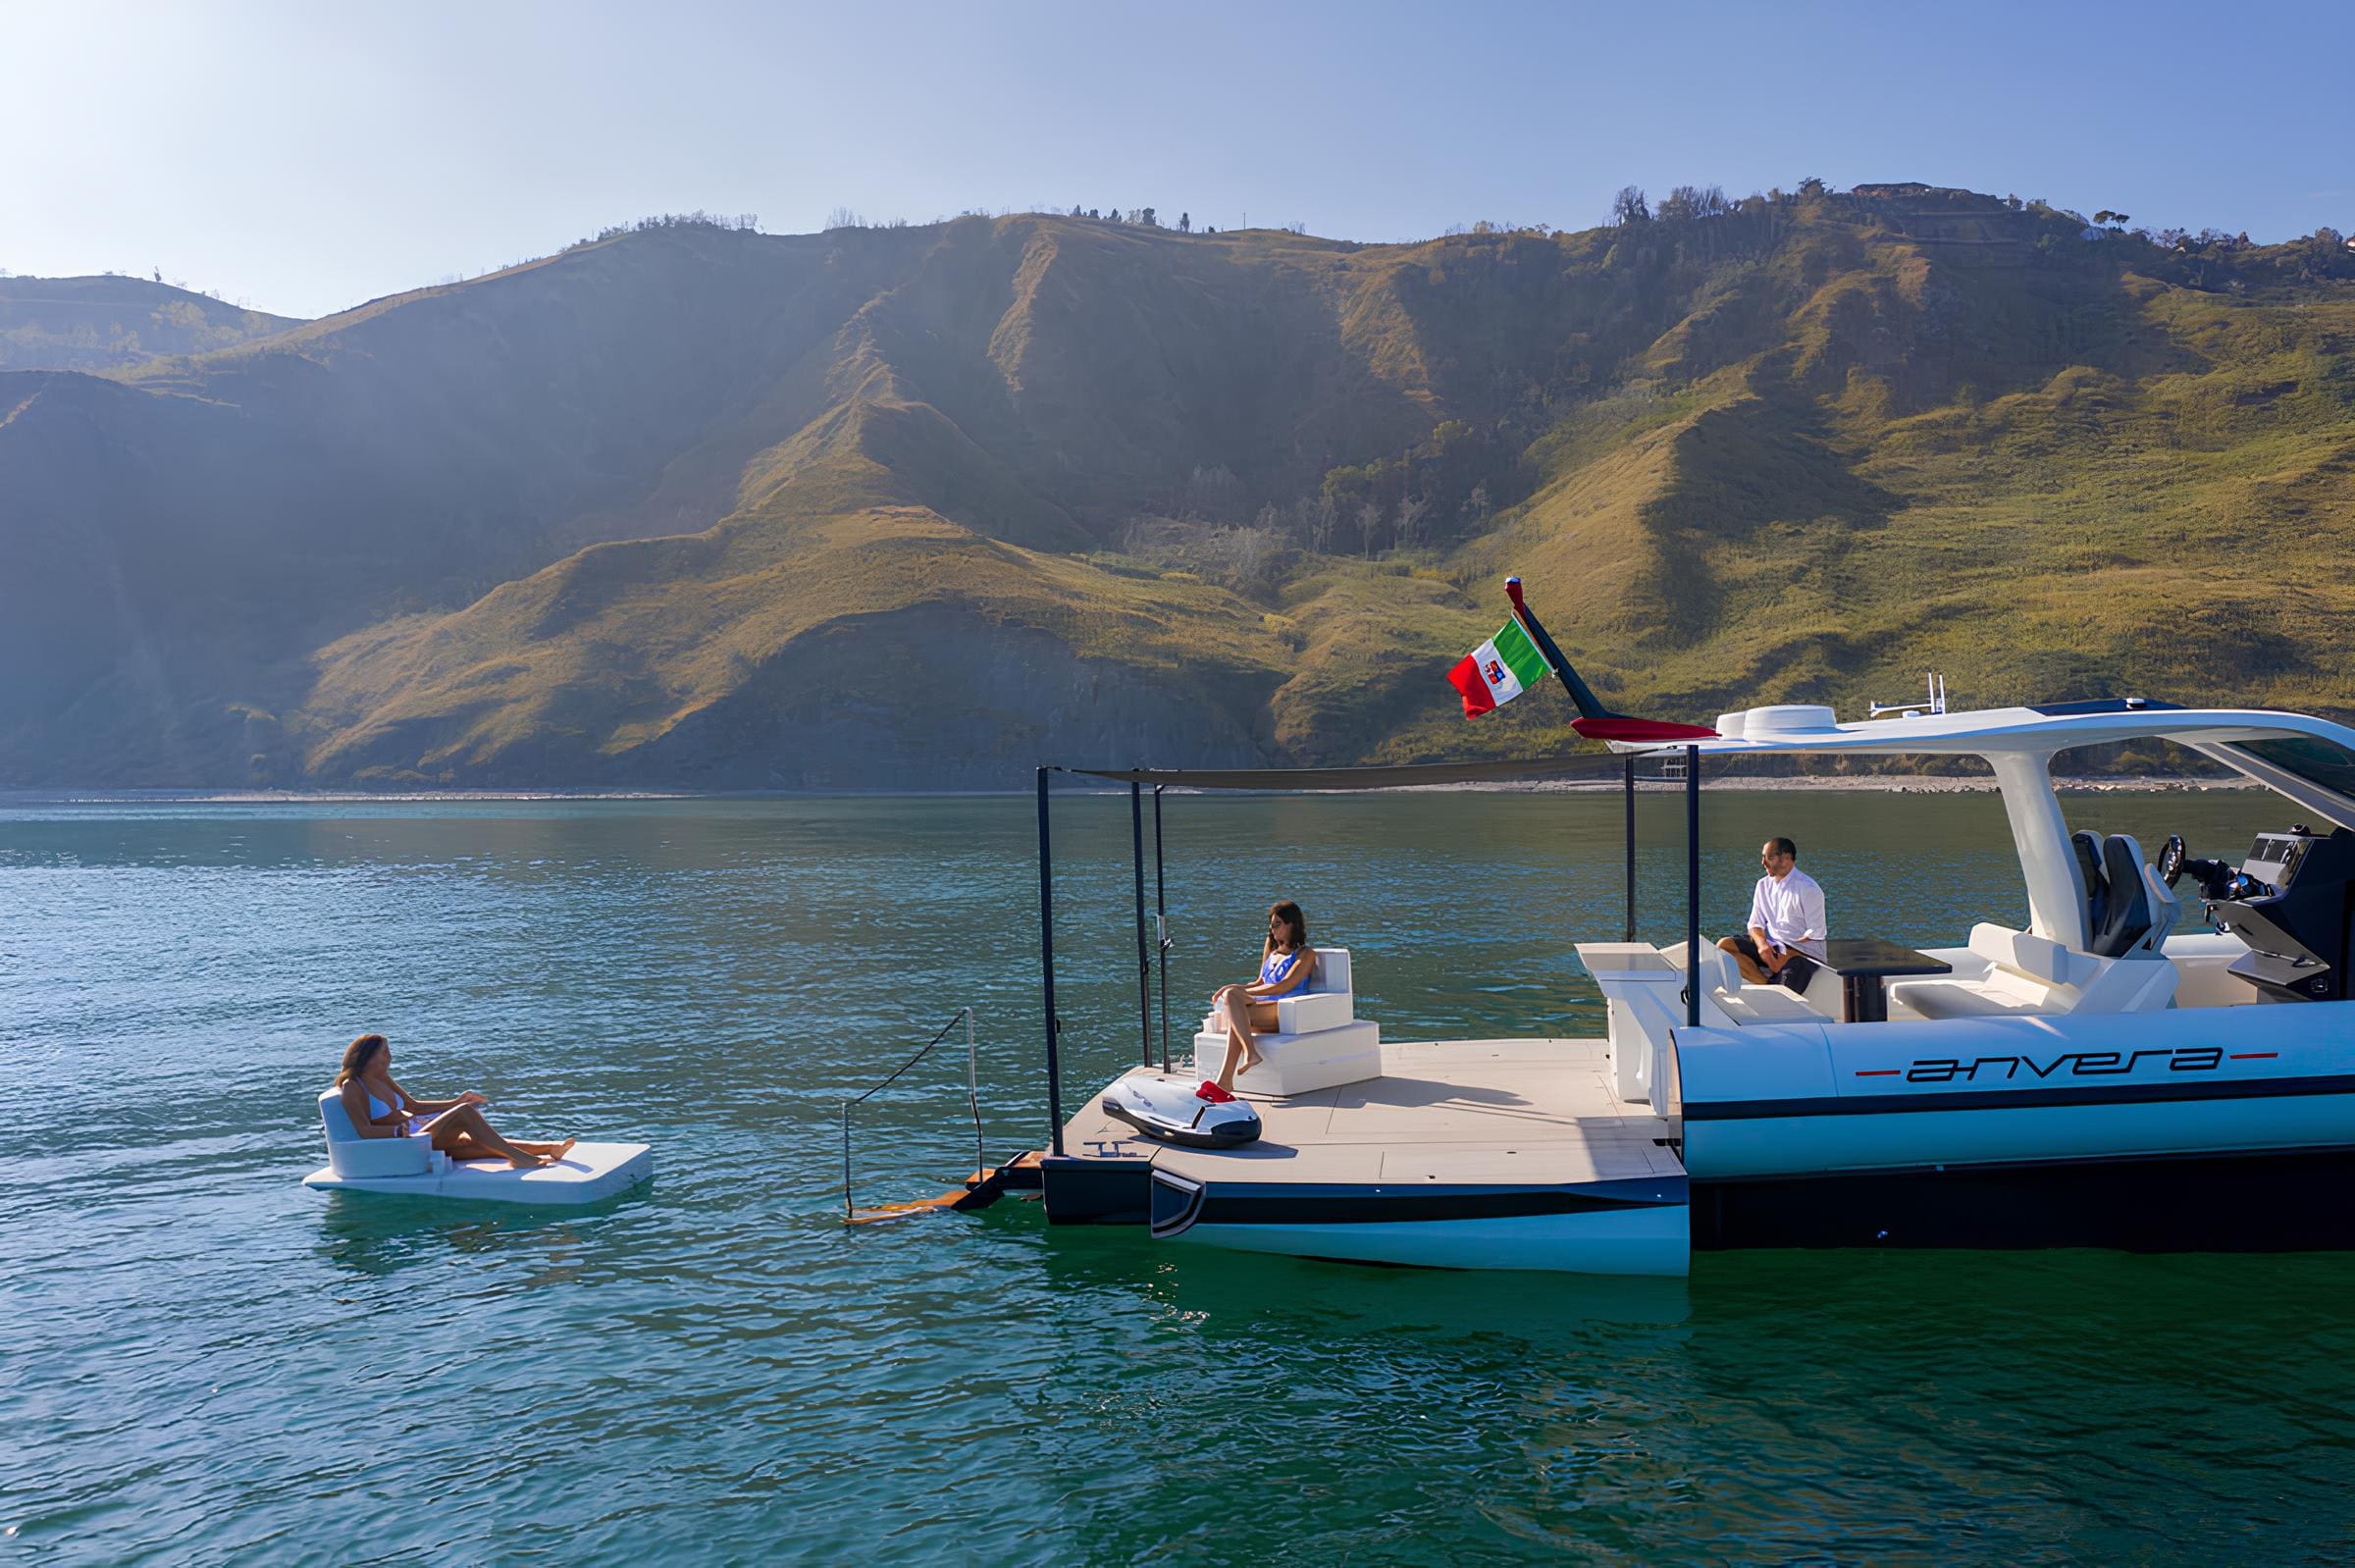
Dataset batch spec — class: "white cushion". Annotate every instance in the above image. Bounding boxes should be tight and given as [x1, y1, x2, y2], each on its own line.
[1276, 990, 1352, 1033]
[1967, 923, 2084, 987]
[1714, 985, 1823, 1024]
[1887, 980, 2045, 1019]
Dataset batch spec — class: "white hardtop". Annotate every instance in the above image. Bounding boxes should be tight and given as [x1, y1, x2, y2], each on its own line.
[1616, 699, 2355, 960]
[1639, 701, 2352, 764]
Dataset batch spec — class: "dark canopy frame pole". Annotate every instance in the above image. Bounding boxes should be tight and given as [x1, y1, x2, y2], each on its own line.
[1623, 755, 1638, 943]
[1130, 780, 1152, 1068]
[1036, 767, 1065, 1155]
[1153, 786, 1171, 1072]
[1685, 745, 1701, 1028]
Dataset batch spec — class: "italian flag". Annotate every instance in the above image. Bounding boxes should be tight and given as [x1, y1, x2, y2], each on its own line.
[1448, 617, 1549, 716]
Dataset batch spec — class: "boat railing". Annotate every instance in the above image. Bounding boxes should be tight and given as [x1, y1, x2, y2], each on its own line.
[840, 1006, 983, 1222]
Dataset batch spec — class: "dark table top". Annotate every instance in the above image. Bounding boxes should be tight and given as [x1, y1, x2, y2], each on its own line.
[1818, 937, 1954, 978]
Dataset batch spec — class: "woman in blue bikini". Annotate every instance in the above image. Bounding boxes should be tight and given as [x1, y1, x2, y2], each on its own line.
[335, 1032, 573, 1169]
[1202, 900, 1317, 1101]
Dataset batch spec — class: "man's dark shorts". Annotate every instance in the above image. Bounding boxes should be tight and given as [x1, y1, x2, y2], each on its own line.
[1730, 935, 1818, 990]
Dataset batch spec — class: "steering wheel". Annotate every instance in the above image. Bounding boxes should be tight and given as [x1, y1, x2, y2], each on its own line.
[2159, 834, 2187, 887]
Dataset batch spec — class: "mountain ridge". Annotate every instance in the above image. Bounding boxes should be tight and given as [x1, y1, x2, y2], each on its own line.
[4, 187, 2353, 786]
[0, 275, 300, 372]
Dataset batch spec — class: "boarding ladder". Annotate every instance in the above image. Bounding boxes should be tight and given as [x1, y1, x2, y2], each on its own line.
[839, 1007, 1040, 1225]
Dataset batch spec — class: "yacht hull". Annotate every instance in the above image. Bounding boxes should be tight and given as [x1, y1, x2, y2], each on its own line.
[1692, 1144, 2355, 1252]
[1149, 1169, 1692, 1276]
[1676, 1003, 2355, 1179]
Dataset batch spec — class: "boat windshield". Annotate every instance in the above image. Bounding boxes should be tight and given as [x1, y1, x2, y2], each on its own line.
[2212, 734, 2355, 830]
[2226, 735, 2355, 798]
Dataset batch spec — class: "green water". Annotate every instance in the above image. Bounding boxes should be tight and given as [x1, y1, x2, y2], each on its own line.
[7, 789, 2355, 1564]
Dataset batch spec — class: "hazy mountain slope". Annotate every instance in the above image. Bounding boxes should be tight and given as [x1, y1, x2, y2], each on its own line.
[5, 189, 2354, 787]
[0, 276, 301, 372]
[0, 226, 941, 779]
[1399, 200, 2355, 763]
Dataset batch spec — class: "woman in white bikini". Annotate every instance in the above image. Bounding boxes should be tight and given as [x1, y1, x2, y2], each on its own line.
[1201, 900, 1317, 1102]
[335, 1033, 574, 1169]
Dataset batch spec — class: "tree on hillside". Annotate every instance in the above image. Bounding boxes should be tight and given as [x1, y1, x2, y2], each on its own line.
[1228, 524, 1276, 584]
[1797, 176, 1828, 198]
[1355, 500, 1385, 556]
[1393, 493, 1430, 549]
[1309, 493, 1339, 552]
[1657, 184, 1730, 221]
[1178, 212, 1191, 234]
[1610, 185, 1650, 225]
[1141, 207, 1159, 227]
[1183, 462, 1240, 521]
[1071, 205, 1083, 217]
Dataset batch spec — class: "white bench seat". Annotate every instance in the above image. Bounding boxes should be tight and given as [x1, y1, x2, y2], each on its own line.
[1879, 981, 2044, 1019]
[1714, 985, 1827, 1024]
[1887, 921, 2178, 1021]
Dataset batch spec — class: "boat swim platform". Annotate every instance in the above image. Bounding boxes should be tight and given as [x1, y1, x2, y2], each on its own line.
[1044, 1040, 1688, 1257]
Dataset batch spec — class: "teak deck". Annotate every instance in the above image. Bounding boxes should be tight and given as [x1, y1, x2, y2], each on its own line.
[1056, 1038, 1682, 1194]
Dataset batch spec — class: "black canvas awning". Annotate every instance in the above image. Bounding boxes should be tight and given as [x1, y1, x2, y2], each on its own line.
[1058, 756, 1621, 792]
[1030, 739, 1707, 1153]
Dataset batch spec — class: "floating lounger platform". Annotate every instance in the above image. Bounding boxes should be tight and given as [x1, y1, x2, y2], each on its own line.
[304, 1141, 654, 1205]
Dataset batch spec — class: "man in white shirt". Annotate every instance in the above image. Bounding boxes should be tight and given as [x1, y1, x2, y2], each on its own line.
[1719, 837, 1827, 989]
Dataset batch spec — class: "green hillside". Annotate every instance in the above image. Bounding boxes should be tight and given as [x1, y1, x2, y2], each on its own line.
[0, 275, 300, 371]
[4, 187, 2353, 787]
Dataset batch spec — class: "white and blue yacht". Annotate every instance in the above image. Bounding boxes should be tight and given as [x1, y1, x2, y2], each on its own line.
[958, 586, 2355, 1277]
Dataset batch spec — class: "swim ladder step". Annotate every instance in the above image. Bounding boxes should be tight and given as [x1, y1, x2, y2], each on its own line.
[843, 1152, 1046, 1226]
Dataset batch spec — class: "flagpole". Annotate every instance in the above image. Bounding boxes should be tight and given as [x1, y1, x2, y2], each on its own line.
[1503, 575, 1611, 721]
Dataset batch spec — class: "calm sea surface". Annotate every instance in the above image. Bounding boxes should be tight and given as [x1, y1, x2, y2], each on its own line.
[7, 788, 2355, 1564]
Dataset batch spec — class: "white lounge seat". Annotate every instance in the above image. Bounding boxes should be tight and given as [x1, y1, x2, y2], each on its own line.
[1193, 946, 1380, 1096]
[1667, 940, 1837, 1024]
[1888, 919, 2179, 1021]
[304, 1088, 654, 1205]
[1714, 985, 1825, 1024]
[316, 1086, 439, 1177]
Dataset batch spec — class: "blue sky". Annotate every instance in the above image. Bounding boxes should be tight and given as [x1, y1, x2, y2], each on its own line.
[4, 0, 2349, 319]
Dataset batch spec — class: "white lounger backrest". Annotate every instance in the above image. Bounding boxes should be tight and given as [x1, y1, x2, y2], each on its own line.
[1960, 921, 2178, 1013]
[318, 1087, 432, 1178]
[1967, 923, 2092, 990]
[1307, 947, 1350, 995]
